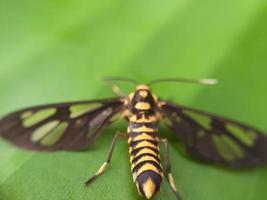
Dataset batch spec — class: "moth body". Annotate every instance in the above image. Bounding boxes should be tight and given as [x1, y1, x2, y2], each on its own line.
[126, 85, 163, 199]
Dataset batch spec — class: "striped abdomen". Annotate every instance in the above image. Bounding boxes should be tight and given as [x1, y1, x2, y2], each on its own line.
[128, 113, 163, 199]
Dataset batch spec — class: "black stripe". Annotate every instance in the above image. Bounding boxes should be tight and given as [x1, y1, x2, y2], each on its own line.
[129, 139, 158, 148]
[135, 113, 156, 120]
[132, 160, 162, 173]
[128, 132, 158, 138]
[130, 146, 159, 156]
[129, 122, 157, 129]
[132, 153, 160, 163]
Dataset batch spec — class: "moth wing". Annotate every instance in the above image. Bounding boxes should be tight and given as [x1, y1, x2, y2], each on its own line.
[160, 101, 267, 168]
[0, 98, 124, 151]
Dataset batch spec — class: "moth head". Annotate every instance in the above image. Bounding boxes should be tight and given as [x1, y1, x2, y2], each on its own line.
[134, 85, 154, 101]
[135, 84, 150, 91]
[125, 84, 157, 113]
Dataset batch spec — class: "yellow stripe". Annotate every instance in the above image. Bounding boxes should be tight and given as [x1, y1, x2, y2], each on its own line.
[135, 140, 158, 149]
[129, 141, 159, 154]
[133, 163, 163, 180]
[128, 133, 156, 143]
[127, 137, 132, 144]
[129, 115, 157, 123]
[129, 141, 159, 155]
[130, 126, 155, 133]
[134, 102, 151, 110]
[131, 156, 159, 170]
[132, 148, 159, 160]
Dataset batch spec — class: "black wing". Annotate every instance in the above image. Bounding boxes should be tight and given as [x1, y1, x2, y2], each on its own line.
[0, 98, 124, 151]
[159, 101, 267, 168]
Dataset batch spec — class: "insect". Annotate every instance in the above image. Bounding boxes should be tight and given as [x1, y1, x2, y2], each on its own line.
[0, 77, 267, 200]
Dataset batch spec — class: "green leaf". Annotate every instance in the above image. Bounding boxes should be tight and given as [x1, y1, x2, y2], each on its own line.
[1, 0, 267, 200]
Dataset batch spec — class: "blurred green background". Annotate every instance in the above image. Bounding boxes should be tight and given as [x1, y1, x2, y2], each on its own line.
[0, 0, 267, 200]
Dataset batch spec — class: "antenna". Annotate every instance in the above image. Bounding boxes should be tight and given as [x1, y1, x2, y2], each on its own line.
[148, 78, 218, 86]
[101, 76, 138, 85]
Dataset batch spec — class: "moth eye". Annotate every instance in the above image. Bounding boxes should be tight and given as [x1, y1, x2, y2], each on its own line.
[183, 110, 211, 130]
[212, 134, 244, 161]
[40, 122, 68, 146]
[69, 103, 101, 118]
[23, 108, 57, 128]
[31, 120, 60, 142]
[226, 123, 257, 147]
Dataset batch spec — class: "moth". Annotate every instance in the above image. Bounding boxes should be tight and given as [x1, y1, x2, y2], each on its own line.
[0, 77, 267, 200]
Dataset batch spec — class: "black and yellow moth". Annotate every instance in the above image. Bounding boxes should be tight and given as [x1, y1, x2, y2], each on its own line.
[0, 77, 266, 200]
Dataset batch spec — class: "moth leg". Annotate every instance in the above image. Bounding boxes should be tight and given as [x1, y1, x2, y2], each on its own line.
[159, 138, 183, 200]
[85, 131, 127, 186]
